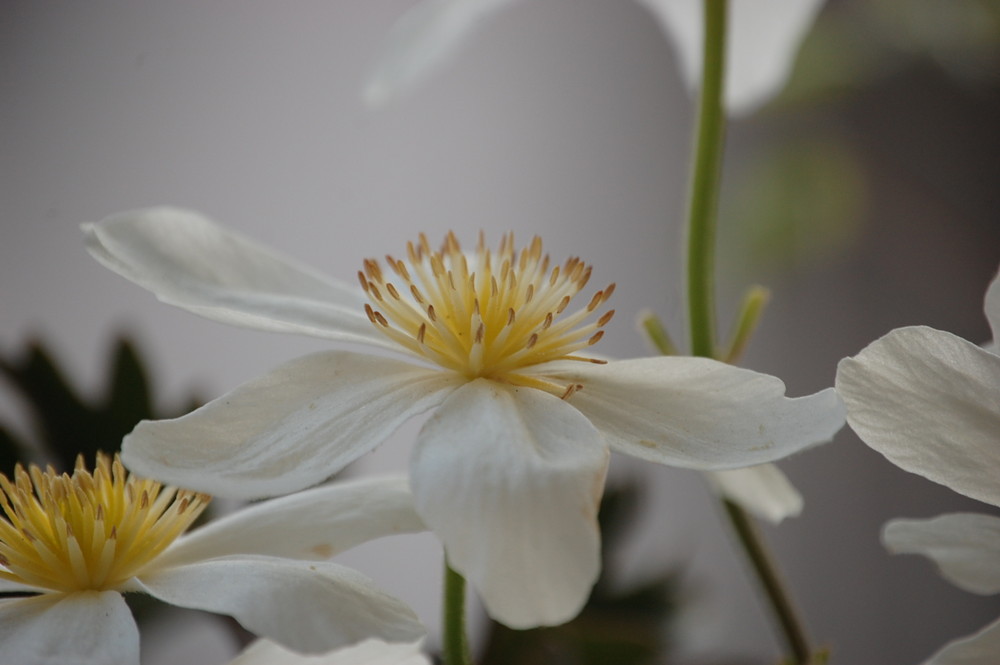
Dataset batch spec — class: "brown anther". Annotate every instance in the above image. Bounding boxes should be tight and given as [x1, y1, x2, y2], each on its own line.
[556, 295, 572, 314]
[597, 310, 615, 327]
[417, 323, 427, 344]
[110, 526, 118, 539]
[525, 284, 534, 303]
[526, 334, 539, 349]
[427, 305, 437, 322]
[559, 383, 584, 400]
[542, 312, 554, 330]
[364, 303, 378, 324]
[475, 324, 485, 344]
[587, 331, 605, 345]
[368, 284, 383, 302]
[410, 284, 425, 304]
[140, 491, 149, 509]
[373, 310, 389, 327]
[386, 283, 400, 300]
[491, 276, 499, 296]
[589, 358, 608, 364]
[21, 528, 35, 542]
[0, 553, 9, 567]
[357, 271, 370, 293]
[586, 290, 604, 312]
[178, 497, 190, 514]
[603, 283, 616, 300]
[95, 504, 104, 521]
[507, 308, 516, 325]
[549, 266, 560, 286]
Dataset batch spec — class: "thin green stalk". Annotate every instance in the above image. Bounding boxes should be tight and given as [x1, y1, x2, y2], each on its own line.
[442, 561, 473, 665]
[685, 0, 728, 359]
[723, 500, 812, 665]
[682, 2, 815, 663]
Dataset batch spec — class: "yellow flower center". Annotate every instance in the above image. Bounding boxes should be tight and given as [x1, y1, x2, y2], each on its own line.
[0, 453, 210, 593]
[359, 232, 614, 393]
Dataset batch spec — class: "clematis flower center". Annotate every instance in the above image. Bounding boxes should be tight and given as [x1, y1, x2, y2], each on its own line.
[0, 453, 210, 593]
[360, 232, 614, 390]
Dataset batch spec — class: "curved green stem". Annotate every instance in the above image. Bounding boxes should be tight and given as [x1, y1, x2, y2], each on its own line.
[682, 2, 815, 664]
[442, 561, 473, 665]
[723, 500, 813, 665]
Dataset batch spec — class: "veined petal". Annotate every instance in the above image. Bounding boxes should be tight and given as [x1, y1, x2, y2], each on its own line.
[540, 357, 844, 470]
[122, 351, 461, 499]
[0, 592, 140, 665]
[139, 556, 424, 654]
[158, 476, 425, 569]
[706, 463, 803, 524]
[836, 326, 1000, 507]
[364, 0, 522, 106]
[637, 0, 825, 114]
[230, 639, 430, 665]
[883, 514, 1000, 596]
[84, 207, 399, 351]
[925, 614, 1000, 665]
[985, 268, 1000, 347]
[411, 379, 607, 629]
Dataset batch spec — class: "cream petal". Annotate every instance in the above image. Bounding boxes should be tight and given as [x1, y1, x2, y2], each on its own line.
[230, 639, 430, 665]
[411, 379, 607, 629]
[706, 463, 803, 524]
[883, 513, 1000, 595]
[158, 475, 425, 569]
[836, 326, 1000, 507]
[0, 592, 140, 665]
[925, 614, 1000, 665]
[122, 351, 461, 499]
[84, 207, 399, 350]
[364, 0, 522, 106]
[539, 357, 844, 470]
[139, 557, 424, 654]
[985, 267, 1000, 347]
[636, 0, 825, 114]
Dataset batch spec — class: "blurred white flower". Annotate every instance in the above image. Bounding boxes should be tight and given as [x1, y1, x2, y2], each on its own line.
[836, 268, 1000, 665]
[0, 454, 425, 665]
[229, 639, 430, 665]
[364, 0, 825, 114]
[85, 207, 845, 629]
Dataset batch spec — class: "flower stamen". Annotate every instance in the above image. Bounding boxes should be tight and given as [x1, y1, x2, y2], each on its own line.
[361, 232, 615, 391]
[0, 453, 210, 593]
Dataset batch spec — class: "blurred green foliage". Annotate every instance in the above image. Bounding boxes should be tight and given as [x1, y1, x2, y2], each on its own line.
[0, 335, 199, 474]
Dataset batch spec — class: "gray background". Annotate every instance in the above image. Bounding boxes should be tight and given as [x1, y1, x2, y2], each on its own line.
[3, 1, 999, 663]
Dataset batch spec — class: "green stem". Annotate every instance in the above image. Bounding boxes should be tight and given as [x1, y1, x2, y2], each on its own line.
[442, 561, 473, 665]
[723, 500, 813, 665]
[685, 0, 728, 359]
[683, 2, 814, 663]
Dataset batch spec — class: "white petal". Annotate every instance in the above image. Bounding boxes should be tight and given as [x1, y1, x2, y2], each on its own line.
[539, 357, 844, 470]
[139, 556, 424, 654]
[883, 513, 1000, 596]
[364, 0, 522, 106]
[985, 267, 1000, 347]
[230, 639, 430, 665]
[836, 326, 1000, 507]
[84, 207, 398, 350]
[706, 463, 803, 524]
[637, 0, 825, 114]
[411, 379, 607, 629]
[158, 475, 425, 568]
[925, 614, 1000, 665]
[0, 592, 139, 665]
[122, 351, 460, 499]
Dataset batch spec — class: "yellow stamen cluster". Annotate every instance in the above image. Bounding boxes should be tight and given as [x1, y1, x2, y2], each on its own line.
[0, 453, 210, 593]
[359, 232, 614, 391]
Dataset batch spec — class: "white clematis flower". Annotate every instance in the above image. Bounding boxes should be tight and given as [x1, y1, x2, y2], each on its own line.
[229, 638, 430, 665]
[364, 0, 825, 114]
[836, 267, 1000, 665]
[0, 453, 425, 665]
[707, 464, 803, 524]
[85, 207, 845, 628]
